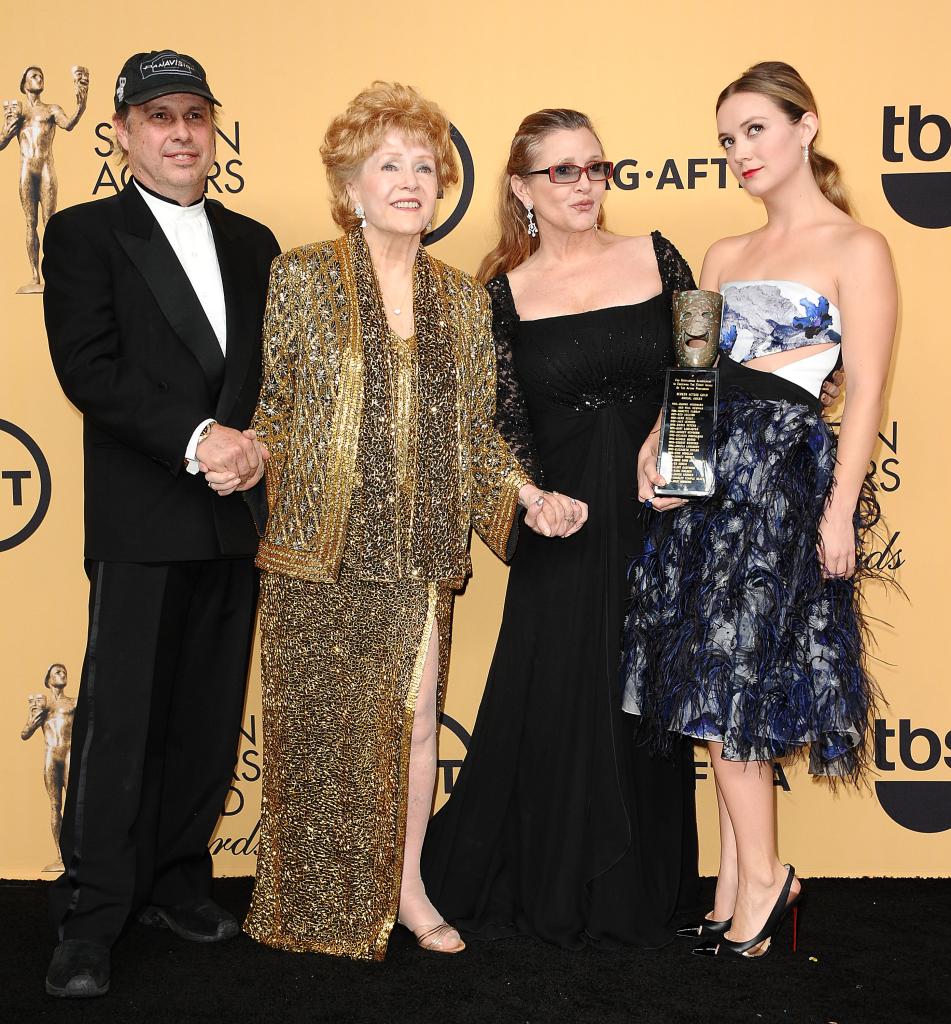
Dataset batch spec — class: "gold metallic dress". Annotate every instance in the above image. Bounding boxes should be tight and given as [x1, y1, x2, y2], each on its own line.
[244, 231, 528, 960]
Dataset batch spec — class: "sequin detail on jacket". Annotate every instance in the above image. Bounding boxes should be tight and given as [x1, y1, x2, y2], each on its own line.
[252, 229, 530, 585]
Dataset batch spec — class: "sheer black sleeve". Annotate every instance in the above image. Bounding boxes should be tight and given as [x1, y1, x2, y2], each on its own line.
[486, 275, 545, 487]
[651, 230, 696, 291]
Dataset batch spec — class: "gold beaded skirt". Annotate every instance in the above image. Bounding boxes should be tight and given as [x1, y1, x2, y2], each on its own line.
[244, 569, 453, 960]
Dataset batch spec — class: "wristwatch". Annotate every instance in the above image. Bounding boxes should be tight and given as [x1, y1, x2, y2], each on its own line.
[183, 420, 217, 468]
[196, 420, 217, 446]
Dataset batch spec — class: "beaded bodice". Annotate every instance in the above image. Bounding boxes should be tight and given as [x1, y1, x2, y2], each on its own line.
[487, 231, 695, 485]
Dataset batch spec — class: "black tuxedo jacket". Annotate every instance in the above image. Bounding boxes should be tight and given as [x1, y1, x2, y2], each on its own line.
[43, 184, 279, 562]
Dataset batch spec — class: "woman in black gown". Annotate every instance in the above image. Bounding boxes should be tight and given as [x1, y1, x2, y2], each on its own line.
[422, 109, 700, 948]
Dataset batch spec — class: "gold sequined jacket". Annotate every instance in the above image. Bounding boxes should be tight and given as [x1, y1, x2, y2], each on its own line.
[252, 229, 531, 586]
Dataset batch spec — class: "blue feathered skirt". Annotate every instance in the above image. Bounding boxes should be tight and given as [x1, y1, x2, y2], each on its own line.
[620, 359, 880, 780]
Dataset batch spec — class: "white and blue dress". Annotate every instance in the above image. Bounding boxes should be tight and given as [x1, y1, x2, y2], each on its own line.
[620, 280, 880, 779]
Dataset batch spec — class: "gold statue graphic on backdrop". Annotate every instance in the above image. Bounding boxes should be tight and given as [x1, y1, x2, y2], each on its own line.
[1, 65, 88, 294]
[21, 664, 75, 872]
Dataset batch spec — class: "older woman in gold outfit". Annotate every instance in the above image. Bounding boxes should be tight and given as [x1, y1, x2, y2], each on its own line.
[237, 83, 584, 961]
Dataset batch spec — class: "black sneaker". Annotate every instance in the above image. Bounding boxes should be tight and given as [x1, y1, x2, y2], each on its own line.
[45, 940, 110, 998]
[138, 898, 239, 942]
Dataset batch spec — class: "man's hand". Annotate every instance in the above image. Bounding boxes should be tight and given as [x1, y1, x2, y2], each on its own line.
[196, 423, 261, 482]
[202, 429, 269, 497]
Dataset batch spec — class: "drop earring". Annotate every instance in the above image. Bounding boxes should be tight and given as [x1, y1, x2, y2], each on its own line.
[526, 206, 538, 238]
[802, 144, 810, 164]
[355, 203, 367, 228]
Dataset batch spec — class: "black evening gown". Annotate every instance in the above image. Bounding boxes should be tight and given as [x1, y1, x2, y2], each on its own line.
[422, 232, 701, 948]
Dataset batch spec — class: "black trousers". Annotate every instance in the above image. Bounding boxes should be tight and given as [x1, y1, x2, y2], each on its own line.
[50, 558, 258, 945]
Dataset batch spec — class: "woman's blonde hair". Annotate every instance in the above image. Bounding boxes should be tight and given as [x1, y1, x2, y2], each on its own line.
[717, 61, 852, 216]
[320, 81, 459, 232]
[477, 109, 606, 284]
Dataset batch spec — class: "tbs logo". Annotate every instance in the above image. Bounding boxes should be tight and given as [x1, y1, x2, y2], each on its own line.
[874, 719, 951, 833]
[881, 105, 951, 229]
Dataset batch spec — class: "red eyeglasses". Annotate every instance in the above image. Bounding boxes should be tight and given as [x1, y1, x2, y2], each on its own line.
[524, 160, 615, 184]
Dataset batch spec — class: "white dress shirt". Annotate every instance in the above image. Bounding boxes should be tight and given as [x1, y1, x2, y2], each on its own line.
[134, 179, 227, 473]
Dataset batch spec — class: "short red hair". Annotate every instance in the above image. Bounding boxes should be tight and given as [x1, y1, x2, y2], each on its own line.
[320, 81, 459, 232]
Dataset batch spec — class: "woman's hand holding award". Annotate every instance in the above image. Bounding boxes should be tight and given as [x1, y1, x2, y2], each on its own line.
[654, 290, 722, 498]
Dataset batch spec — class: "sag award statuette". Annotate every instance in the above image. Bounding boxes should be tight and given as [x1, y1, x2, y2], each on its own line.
[655, 289, 722, 498]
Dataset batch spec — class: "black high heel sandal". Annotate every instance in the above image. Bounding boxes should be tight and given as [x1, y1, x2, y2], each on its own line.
[694, 865, 803, 959]
[676, 916, 732, 939]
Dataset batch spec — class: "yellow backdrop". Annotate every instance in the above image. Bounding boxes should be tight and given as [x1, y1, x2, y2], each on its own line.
[2, 0, 948, 880]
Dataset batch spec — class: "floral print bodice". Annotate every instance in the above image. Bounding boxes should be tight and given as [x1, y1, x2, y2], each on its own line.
[719, 280, 842, 363]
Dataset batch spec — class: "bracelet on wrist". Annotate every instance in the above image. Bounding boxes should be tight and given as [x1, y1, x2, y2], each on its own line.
[520, 488, 547, 510]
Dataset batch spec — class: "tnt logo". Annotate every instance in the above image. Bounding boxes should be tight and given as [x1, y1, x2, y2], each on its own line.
[881, 105, 951, 228]
[0, 420, 51, 551]
[874, 718, 951, 833]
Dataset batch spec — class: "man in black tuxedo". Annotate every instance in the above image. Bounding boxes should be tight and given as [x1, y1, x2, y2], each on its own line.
[42, 50, 279, 998]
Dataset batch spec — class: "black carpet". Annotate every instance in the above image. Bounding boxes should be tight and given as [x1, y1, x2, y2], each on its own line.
[4, 877, 949, 1024]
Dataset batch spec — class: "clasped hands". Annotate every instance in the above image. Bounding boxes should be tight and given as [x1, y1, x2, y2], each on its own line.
[518, 484, 588, 539]
[197, 424, 269, 497]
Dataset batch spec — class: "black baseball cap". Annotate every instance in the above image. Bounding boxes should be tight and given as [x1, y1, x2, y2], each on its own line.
[114, 50, 220, 111]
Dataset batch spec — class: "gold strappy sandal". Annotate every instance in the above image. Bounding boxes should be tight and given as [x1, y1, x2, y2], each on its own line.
[405, 921, 466, 954]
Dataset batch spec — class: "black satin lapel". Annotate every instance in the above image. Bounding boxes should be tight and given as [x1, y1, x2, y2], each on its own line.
[207, 208, 250, 420]
[115, 225, 225, 394]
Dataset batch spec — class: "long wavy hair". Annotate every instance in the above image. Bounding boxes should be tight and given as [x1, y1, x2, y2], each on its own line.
[477, 109, 607, 283]
[717, 61, 852, 216]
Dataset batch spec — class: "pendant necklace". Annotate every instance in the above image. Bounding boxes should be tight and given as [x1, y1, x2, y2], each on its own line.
[391, 275, 413, 317]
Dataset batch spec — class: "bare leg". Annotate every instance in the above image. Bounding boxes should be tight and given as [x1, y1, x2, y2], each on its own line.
[16, 168, 42, 292]
[37, 165, 57, 292]
[397, 624, 463, 951]
[708, 741, 800, 951]
[41, 161, 57, 224]
[42, 753, 65, 872]
[710, 771, 738, 921]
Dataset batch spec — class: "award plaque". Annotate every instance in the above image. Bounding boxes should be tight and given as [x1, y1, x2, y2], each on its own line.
[654, 289, 722, 498]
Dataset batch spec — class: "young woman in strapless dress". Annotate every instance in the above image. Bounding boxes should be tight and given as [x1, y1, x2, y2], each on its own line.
[622, 61, 897, 959]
